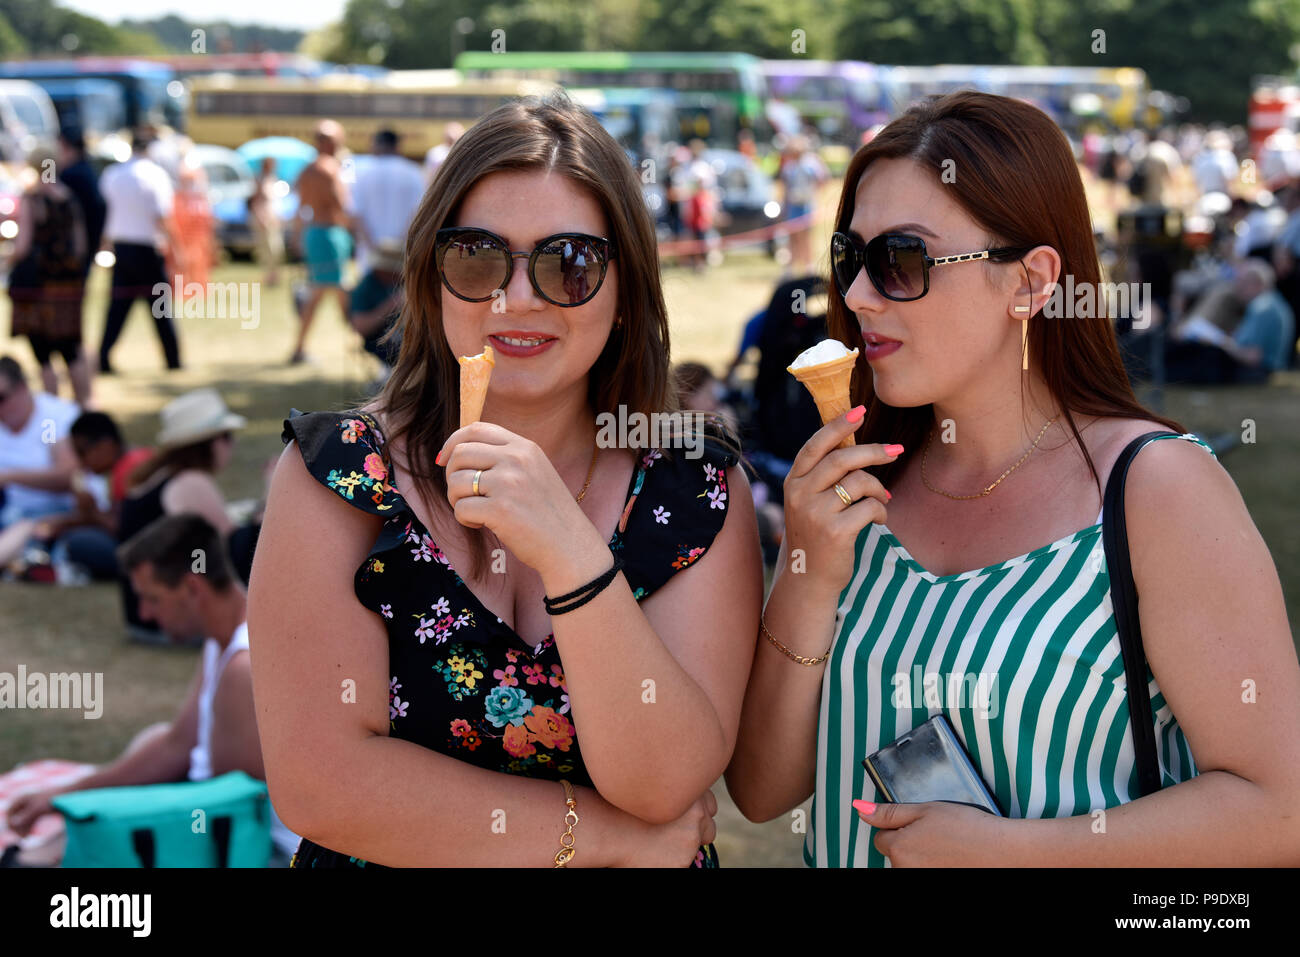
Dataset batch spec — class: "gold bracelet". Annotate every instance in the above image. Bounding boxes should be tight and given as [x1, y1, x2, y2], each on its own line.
[553, 778, 579, 867]
[761, 615, 832, 666]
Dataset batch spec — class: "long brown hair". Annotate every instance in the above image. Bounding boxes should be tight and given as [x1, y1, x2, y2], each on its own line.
[828, 90, 1183, 492]
[126, 437, 221, 492]
[372, 91, 682, 578]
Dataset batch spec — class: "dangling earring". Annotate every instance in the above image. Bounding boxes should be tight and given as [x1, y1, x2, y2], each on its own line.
[1015, 305, 1029, 371]
[1015, 260, 1032, 372]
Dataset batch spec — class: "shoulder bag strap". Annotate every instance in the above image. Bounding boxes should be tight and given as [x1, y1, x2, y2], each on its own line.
[1101, 429, 1180, 798]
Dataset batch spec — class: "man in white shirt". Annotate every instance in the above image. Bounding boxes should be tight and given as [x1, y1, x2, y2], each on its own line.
[351, 129, 425, 275]
[97, 127, 183, 374]
[6, 513, 301, 866]
[348, 130, 422, 374]
[0, 355, 80, 531]
[423, 121, 464, 186]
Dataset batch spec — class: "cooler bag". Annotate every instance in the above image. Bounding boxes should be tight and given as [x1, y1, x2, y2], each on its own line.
[53, 771, 271, 867]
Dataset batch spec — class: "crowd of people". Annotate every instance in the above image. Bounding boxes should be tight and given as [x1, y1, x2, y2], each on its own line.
[1080, 123, 1298, 382]
[3, 119, 427, 413]
[0, 357, 267, 626]
[659, 130, 830, 275]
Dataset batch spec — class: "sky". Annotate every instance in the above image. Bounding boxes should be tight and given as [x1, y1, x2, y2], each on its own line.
[58, 0, 347, 32]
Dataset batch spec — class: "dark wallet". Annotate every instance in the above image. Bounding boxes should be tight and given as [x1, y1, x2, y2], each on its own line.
[862, 714, 1003, 816]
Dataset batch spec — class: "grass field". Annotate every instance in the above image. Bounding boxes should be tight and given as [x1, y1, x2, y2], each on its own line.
[2, 239, 1297, 867]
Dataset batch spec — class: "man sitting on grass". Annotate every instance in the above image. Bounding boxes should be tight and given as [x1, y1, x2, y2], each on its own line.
[0, 410, 153, 580]
[6, 512, 299, 865]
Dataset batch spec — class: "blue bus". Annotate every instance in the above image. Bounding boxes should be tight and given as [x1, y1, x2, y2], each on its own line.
[0, 58, 186, 132]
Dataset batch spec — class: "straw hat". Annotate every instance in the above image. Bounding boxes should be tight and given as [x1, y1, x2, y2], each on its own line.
[155, 388, 247, 450]
[371, 238, 405, 273]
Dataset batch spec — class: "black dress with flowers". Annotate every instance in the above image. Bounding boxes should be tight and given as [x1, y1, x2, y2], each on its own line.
[280, 408, 737, 868]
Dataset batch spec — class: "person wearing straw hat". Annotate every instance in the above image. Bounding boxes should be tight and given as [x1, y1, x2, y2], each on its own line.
[114, 388, 247, 643]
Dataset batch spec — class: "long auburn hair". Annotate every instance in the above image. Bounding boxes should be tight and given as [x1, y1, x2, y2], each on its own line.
[828, 91, 1183, 493]
[370, 91, 689, 578]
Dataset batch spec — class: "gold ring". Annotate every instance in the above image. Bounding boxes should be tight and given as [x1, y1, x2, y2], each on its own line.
[833, 482, 853, 506]
[472, 469, 484, 496]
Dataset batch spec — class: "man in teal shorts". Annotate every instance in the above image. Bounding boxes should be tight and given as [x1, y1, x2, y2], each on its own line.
[303, 223, 352, 288]
[289, 120, 355, 365]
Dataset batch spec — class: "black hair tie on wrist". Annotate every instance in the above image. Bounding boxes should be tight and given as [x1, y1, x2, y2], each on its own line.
[544, 554, 625, 615]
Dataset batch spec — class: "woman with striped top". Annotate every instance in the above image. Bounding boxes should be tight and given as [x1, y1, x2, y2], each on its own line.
[726, 91, 1300, 866]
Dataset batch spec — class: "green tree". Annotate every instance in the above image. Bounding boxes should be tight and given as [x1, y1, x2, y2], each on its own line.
[0, 11, 26, 57]
[0, 0, 163, 55]
[638, 0, 837, 57]
[1051, 0, 1300, 124]
[835, 0, 1049, 65]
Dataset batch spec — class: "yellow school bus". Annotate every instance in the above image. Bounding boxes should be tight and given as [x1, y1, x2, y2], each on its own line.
[186, 74, 558, 159]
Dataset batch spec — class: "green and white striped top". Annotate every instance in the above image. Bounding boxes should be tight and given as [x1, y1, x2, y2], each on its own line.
[804, 432, 1215, 867]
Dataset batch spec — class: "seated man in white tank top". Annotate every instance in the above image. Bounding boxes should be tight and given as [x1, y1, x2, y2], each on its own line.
[6, 513, 299, 865]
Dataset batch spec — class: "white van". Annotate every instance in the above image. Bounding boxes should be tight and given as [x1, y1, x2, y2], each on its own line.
[0, 79, 60, 163]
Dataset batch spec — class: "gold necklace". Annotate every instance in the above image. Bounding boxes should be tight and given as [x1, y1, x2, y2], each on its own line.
[921, 415, 1060, 500]
[574, 442, 599, 504]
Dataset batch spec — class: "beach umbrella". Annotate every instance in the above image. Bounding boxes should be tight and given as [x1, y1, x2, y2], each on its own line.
[236, 136, 317, 185]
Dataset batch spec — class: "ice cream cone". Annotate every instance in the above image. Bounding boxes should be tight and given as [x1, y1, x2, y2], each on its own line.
[787, 349, 859, 449]
[458, 344, 495, 428]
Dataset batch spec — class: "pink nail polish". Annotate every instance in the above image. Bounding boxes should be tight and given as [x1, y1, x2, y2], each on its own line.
[852, 799, 877, 815]
[885, 489, 893, 502]
[435, 451, 444, 466]
[884, 444, 904, 456]
[846, 405, 866, 423]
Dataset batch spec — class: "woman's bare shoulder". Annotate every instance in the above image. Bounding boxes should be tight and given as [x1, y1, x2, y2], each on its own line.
[1071, 414, 1184, 479]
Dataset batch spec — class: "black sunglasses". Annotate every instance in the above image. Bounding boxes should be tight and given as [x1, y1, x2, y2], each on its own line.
[435, 227, 616, 307]
[831, 231, 1034, 303]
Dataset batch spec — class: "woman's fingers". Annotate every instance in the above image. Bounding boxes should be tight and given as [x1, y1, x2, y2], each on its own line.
[436, 421, 515, 465]
[836, 492, 889, 531]
[804, 446, 897, 497]
[447, 466, 483, 501]
[827, 468, 891, 506]
[788, 407, 866, 481]
[790, 432, 902, 497]
[442, 441, 509, 473]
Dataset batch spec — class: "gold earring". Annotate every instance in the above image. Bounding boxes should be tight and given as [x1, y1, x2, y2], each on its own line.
[1015, 294, 1031, 371]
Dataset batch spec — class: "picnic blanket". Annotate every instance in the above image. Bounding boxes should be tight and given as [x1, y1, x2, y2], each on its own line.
[0, 759, 96, 866]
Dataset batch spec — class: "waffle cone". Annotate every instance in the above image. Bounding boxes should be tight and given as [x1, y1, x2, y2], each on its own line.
[787, 350, 859, 449]
[458, 344, 495, 428]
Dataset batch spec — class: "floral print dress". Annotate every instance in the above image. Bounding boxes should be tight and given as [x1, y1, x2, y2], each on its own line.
[280, 408, 737, 868]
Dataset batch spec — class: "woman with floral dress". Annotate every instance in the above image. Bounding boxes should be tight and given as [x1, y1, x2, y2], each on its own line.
[247, 92, 764, 867]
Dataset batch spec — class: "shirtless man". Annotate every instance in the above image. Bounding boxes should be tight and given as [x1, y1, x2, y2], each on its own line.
[289, 120, 354, 365]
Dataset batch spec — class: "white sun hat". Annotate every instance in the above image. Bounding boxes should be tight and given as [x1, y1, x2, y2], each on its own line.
[155, 388, 247, 450]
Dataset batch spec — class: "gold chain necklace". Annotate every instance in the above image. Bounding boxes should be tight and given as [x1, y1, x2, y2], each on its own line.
[921, 415, 1060, 500]
[574, 442, 599, 504]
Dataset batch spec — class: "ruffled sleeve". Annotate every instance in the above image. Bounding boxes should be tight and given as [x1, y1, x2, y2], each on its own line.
[614, 434, 740, 600]
[280, 408, 404, 517]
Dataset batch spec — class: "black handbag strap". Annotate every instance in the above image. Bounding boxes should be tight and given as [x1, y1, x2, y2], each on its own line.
[1101, 429, 1181, 798]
